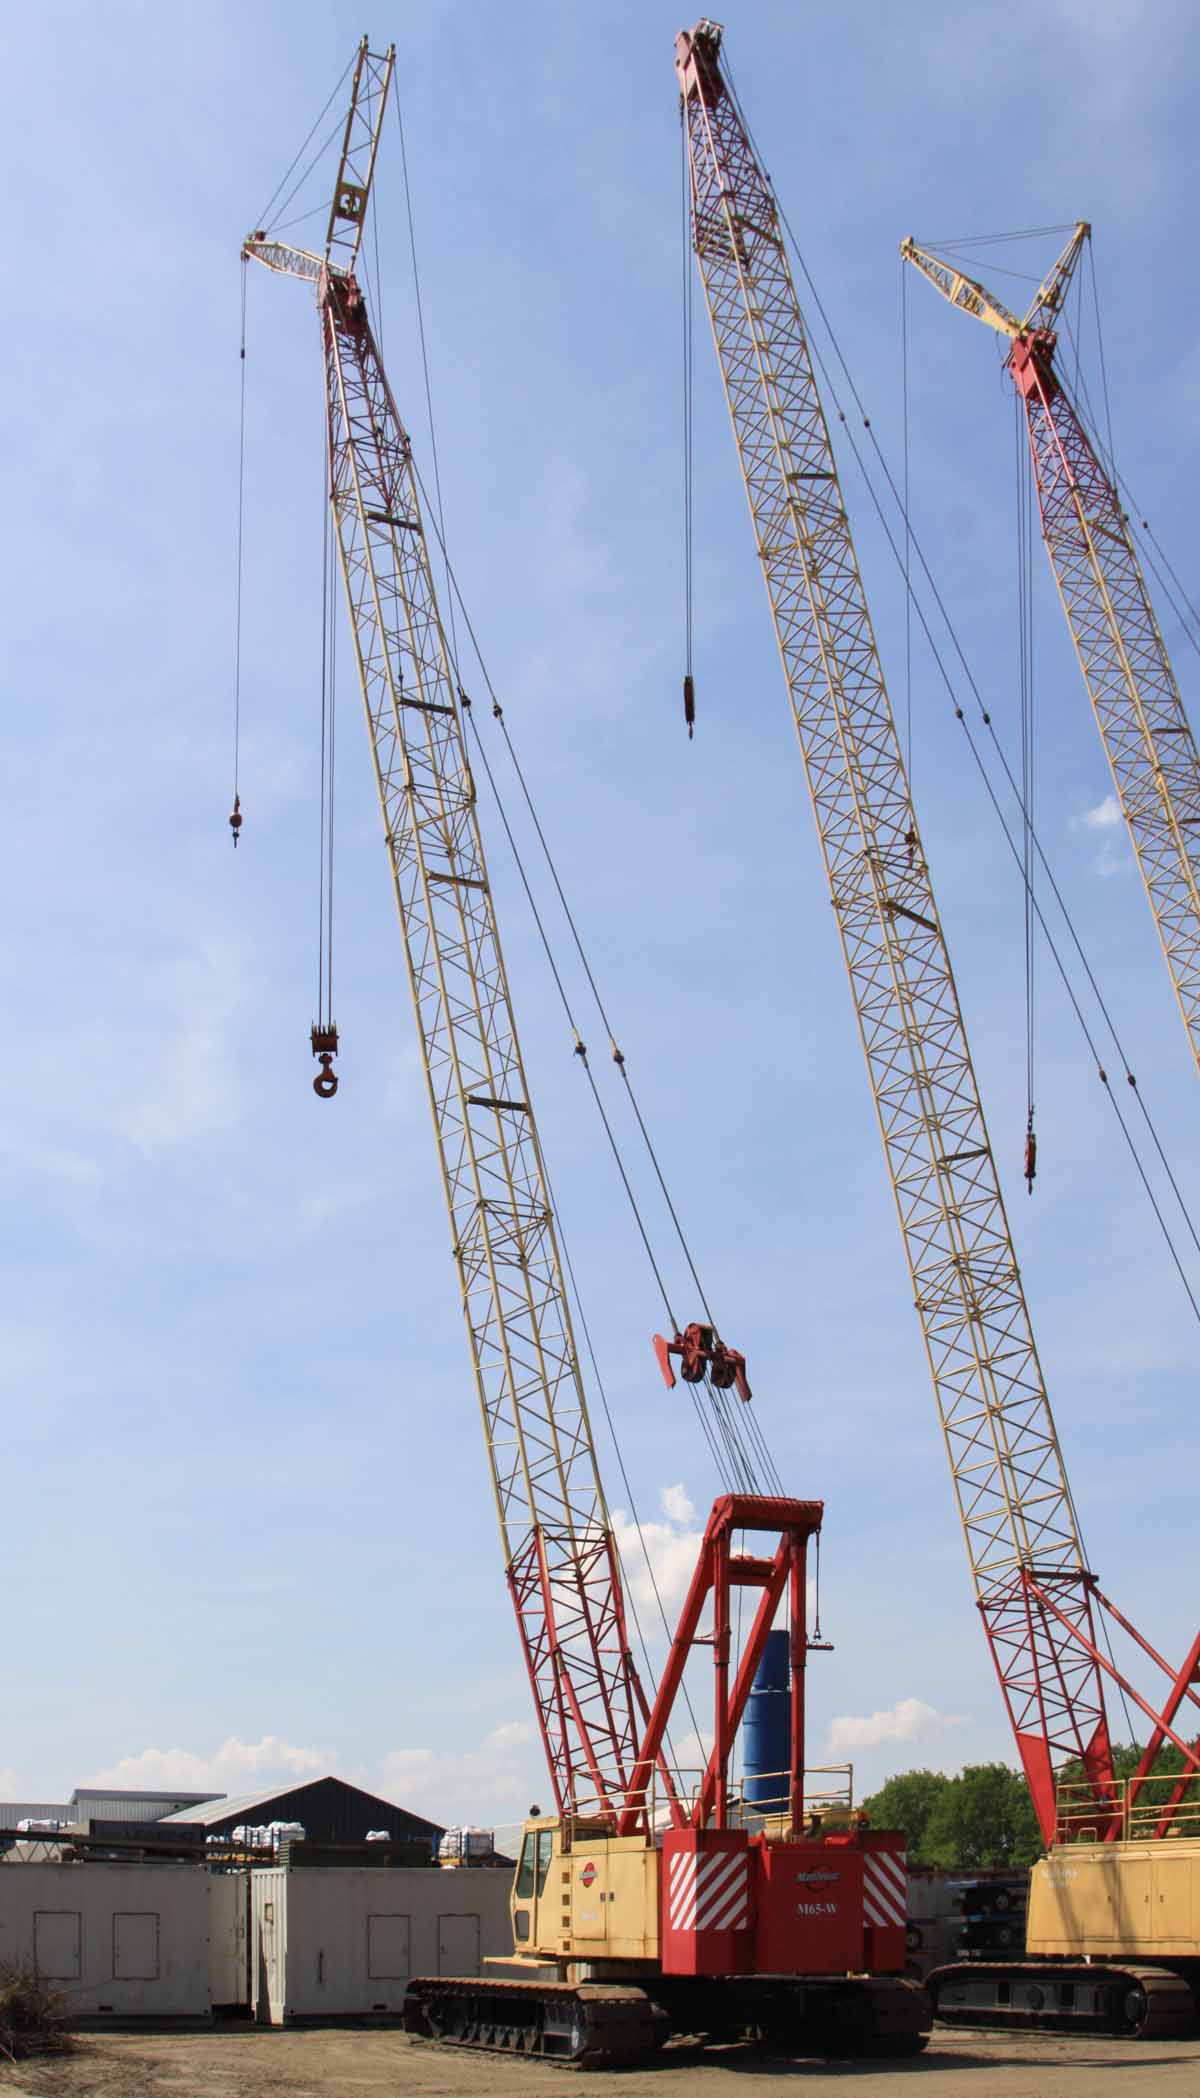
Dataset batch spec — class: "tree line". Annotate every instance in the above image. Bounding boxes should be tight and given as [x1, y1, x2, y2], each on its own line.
[862, 1743, 1200, 1867]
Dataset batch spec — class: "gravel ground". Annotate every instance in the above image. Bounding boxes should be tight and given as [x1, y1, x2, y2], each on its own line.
[4, 2025, 1200, 2098]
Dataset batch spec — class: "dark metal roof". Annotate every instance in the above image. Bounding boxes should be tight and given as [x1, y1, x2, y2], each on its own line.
[158, 1774, 443, 1843]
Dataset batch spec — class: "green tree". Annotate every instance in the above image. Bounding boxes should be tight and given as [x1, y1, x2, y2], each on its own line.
[923, 1762, 1043, 1869]
[859, 1770, 952, 1863]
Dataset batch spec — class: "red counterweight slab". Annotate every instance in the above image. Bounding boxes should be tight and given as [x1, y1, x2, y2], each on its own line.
[750, 1832, 908, 1978]
[661, 1826, 753, 1977]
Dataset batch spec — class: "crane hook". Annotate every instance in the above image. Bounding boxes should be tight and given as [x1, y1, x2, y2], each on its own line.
[1024, 1110, 1037, 1194]
[229, 794, 243, 847]
[683, 673, 695, 740]
[311, 1023, 339, 1100]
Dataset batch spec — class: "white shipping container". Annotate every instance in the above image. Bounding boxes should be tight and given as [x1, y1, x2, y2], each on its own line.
[251, 1865, 513, 2023]
[0, 1863, 216, 2017]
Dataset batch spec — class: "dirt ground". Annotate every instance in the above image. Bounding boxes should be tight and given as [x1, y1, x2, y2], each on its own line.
[4, 2025, 1200, 2098]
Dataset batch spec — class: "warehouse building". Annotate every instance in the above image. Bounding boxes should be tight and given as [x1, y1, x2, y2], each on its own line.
[160, 1775, 443, 1849]
[0, 1787, 220, 1833]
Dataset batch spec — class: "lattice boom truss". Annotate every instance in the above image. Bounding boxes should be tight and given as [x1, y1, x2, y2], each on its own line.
[900, 228, 1200, 1081]
[319, 277, 648, 1815]
[1025, 370, 1200, 1076]
[676, 23, 1114, 1832]
[246, 44, 646, 1818]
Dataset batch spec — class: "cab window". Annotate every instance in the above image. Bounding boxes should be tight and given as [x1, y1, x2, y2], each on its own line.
[535, 1829, 554, 1894]
[515, 1833, 537, 1901]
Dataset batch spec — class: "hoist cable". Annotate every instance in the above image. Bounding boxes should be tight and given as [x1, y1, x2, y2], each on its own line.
[393, 85, 459, 662]
[717, 70, 1200, 1316]
[1058, 305, 1200, 662]
[461, 704, 743, 1495]
[706, 111, 1192, 1745]
[1087, 239, 1118, 488]
[901, 259, 913, 781]
[807, 335, 1200, 1308]
[388, 92, 743, 1397]
[262, 115, 351, 243]
[411, 445, 774, 1483]
[231, 261, 249, 814]
[386, 70, 775, 1503]
[539, 1156, 704, 1762]
[256, 50, 355, 233]
[1016, 398, 1036, 1138]
[681, 105, 696, 706]
[316, 447, 338, 1030]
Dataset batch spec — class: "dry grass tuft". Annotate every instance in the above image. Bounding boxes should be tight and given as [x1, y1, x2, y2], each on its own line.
[0, 1960, 74, 2059]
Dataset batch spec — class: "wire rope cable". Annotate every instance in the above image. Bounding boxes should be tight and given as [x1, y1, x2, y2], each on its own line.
[716, 64, 1200, 1317]
[230, 259, 249, 836]
[386, 91, 782, 1499]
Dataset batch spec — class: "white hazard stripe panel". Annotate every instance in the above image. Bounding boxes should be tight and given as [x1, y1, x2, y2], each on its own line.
[668, 1849, 750, 1933]
[862, 1849, 906, 1929]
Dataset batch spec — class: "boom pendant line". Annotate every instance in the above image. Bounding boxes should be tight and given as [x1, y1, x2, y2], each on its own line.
[902, 226, 1200, 1081]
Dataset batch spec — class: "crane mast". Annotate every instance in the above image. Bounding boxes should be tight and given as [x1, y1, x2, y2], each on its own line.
[675, 20, 1118, 1840]
[902, 227, 1200, 1079]
[245, 43, 647, 1820]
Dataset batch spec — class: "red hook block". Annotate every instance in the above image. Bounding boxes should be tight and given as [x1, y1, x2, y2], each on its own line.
[653, 1321, 752, 1402]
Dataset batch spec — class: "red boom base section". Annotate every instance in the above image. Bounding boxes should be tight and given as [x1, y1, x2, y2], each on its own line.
[660, 1825, 907, 1978]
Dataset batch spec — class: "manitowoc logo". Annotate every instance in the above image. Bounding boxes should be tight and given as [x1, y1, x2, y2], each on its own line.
[796, 1868, 840, 1886]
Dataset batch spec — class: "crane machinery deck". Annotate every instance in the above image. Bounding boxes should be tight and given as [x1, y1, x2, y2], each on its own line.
[242, 38, 928, 2068]
[675, 14, 1200, 2040]
[900, 224, 1200, 1082]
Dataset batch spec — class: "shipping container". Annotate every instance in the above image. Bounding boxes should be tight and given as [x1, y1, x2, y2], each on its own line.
[250, 1864, 512, 2023]
[0, 1862, 220, 2017]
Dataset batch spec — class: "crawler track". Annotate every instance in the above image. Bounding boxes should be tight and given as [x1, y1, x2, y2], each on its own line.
[403, 1976, 666, 2069]
[931, 1959, 1194, 2038]
[404, 1971, 930, 2066]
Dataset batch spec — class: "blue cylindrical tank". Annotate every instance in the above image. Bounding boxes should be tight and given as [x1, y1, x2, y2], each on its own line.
[742, 1627, 790, 1808]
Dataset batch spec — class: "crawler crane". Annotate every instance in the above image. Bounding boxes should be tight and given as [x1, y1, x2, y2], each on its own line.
[901, 225, 1200, 1080]
[678, 17, 1200, 2036]
[243, 40, 928, 2065]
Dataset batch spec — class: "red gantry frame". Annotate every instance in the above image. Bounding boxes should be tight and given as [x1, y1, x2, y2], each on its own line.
[617, 1494, 819, 1837]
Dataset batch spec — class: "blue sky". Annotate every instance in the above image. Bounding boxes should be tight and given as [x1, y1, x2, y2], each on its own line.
[2, 0, 1198, 1836]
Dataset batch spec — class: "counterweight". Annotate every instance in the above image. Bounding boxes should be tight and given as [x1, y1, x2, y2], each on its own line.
[902, 226, 1200, 1080]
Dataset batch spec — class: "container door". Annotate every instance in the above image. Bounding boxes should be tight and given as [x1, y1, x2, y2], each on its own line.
[113, 1912, 159, 1981]
[367, 1913, 411, 1980]
[438, 1913, 480, 1976]
[34, 1912, 81, 1981]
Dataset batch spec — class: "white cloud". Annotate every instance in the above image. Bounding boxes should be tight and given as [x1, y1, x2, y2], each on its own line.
[612, 1484, 704, 1613]
[82, 1734, 329, 1798]
[380, 1720, 542, 1823]
[825, 1697, 965, 1756]
[660, 1483, 696, 1528]
[1075, 794, 1122, 832]
[298, 1182, 371, 1232]
[1070, 794, 1131, 877]
[487, 1721, 534, 1750]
